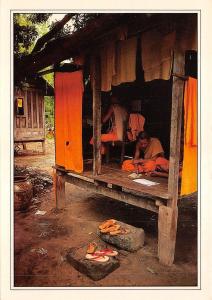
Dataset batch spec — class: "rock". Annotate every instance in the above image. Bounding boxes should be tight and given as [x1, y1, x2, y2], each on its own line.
[97, 221, 145, 252]
[66, 243, 120, 281]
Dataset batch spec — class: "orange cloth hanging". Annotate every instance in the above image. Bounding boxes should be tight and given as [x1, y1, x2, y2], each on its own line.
[55, 71, 84, 173]
[181, 77, 197, 195]
[128, 113, 145, 141]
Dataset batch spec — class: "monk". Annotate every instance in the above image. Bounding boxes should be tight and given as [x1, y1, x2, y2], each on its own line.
[122, 131, 169, 174]
[90, 95, 128, 155]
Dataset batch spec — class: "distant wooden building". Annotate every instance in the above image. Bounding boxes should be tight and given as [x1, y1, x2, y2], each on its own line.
[14, 78, 54, 152]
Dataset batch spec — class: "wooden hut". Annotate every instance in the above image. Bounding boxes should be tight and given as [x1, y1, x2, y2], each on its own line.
[18, 13, 198, 266]
[14, 78, 54, 152]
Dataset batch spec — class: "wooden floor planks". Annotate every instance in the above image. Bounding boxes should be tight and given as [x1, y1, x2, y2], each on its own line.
[83, 164, 169, 200]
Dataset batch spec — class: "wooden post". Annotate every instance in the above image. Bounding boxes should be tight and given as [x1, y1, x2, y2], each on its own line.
[92, 55, 101, 175]
[158, 42, 185, 266]
[158, 205, 178, 266]
[55, 170, 66, 209]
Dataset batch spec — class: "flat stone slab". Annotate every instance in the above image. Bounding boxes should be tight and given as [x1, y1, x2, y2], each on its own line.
[97, 221, 145, 252]
[66, 242, 120, 281]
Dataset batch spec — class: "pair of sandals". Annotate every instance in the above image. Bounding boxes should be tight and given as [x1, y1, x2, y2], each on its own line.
[99, 219, 130, 236]
[99, 219, 122, 235]
[86, 248, 118, 262]
[85, 242, 118, 263]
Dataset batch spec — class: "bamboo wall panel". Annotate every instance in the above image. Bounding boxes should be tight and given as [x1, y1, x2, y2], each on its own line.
[27, 91, 32, 128]
[32, 91, 38, 128]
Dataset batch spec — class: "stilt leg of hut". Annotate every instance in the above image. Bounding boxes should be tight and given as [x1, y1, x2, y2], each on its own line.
[92, 55, 102, 175]
[42, 140, 46, 154]
[158, 206, 178, 266]
[158, 45, 185, 265]
[55, 170, 66, 209]
[23, 143, 27, 150]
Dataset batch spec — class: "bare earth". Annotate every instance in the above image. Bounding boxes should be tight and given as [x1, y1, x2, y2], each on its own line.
[14, 139, 197, 287]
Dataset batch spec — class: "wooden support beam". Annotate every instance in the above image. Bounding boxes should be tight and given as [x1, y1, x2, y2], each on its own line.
[158, 42, 185, 266]
[92, 55, 102, 175]
[158, 205, 178, 266]
[65, 174, 159, 213]
[55, 170, 66, 209]
[168, 50, 185, 208]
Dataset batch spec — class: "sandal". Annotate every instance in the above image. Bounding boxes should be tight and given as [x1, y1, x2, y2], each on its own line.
[99, 219, 116, 230]
[86, 242, 97, 254]
[109, 230, 122, 235]
[94, 249, 118, 256]
[85, 253, 109, 262]
[100, 224, 120, 233]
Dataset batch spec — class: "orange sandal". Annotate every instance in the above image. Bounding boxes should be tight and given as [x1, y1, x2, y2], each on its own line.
[94, 249, 118, 257]
[85, 253, 109, 262]
[86, 242, 97, 254]
[99, 219, 116, 230]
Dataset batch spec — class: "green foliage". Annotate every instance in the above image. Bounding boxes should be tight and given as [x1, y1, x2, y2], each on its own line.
[43, 72, 54, 88]
[71, 13, 101, 31]
[44, 96, 54, 129]
[14, 13, 101, 59]
[14, 13, 52, 58]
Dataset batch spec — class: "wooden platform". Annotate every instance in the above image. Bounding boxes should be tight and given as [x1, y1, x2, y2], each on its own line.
[83, 165, 169, 200]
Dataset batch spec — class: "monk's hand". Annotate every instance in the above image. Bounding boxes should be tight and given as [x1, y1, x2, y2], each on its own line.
[132, 159, 143, 165]
[149, 171, 157, 177]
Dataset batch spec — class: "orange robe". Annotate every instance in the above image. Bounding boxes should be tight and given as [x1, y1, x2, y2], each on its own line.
[90, 129, 119, 155]
[90, 104, 128, 155]
[122, 137, 165, 172]
[181, 77, 197, 195]
[122, 157, 169, 173]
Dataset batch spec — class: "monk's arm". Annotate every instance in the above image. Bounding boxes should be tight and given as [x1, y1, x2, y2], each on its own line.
[151, 152, 164, 160]
[102, 105, 113, 124]
[138, 152, 164, 164]
[132, 145, 142, 164]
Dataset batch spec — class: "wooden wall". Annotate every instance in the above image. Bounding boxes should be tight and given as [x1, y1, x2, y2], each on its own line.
[14, 85, 45, 142]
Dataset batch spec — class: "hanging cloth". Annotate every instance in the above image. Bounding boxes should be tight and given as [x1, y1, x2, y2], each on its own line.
[100, 41, 116, 92]
[55, 71, 84, 173]
[141, 29, 176, 82]
[112, 37, 137, 86]
[128, 113, 145, 141]
[181, 77, 197, 195]
[112, 104, 128, 141]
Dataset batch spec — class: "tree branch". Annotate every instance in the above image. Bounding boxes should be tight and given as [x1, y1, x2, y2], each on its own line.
[32, 13, 75, 53]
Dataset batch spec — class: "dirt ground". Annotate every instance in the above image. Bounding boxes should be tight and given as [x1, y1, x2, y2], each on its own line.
[14, 139, 197, 287]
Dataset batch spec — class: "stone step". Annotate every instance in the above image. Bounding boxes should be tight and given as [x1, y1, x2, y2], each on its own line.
[97, 220, 145, 252]
[66, 242, 120, 281]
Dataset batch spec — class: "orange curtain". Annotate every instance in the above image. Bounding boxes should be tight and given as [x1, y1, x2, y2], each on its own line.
[55, 71, 84, 173]
[181, 77, 197, 195]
